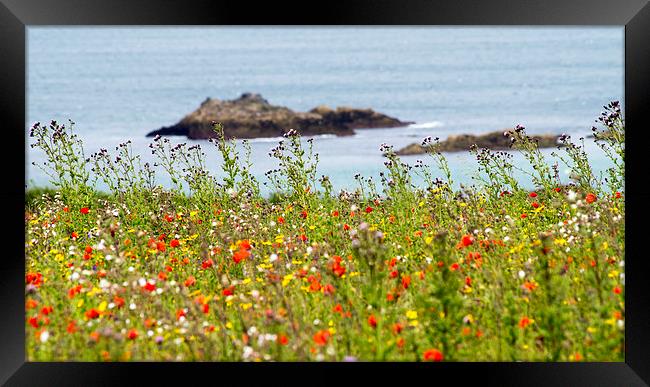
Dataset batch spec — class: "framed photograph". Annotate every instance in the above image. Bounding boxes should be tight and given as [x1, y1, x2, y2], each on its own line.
[2, 0, 649, 385]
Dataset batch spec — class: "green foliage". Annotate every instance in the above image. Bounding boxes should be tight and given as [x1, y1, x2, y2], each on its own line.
[25, 103, 625, 362]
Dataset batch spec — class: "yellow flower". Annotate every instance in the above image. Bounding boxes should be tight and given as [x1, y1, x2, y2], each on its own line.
[406, 310, 418, 320]
[282, 274, 293, 287]
[98, 301, 108, 312]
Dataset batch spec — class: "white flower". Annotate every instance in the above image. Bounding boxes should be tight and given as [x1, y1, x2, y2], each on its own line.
[518, 270, 526, 279]
[129, 303, 136, 310]
[269, 254, 278, 263]
[242, 346, 254, 359]
[40, 331, 49, 343]
[567, 191, 577, 202]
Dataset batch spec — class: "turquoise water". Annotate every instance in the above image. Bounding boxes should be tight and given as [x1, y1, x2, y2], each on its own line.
[26, 27, 624, 194]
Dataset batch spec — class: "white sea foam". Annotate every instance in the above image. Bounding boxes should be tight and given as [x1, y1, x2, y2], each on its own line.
[408, 121, 444, 129]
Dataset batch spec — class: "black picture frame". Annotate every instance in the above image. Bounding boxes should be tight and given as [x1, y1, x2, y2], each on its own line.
[2, 0, 649, 385]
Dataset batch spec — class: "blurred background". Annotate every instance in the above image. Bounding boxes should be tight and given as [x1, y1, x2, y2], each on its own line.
[26, 27, 624, 194]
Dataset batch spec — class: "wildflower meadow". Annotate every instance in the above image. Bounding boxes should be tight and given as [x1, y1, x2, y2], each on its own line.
[25, 102, 624, 362]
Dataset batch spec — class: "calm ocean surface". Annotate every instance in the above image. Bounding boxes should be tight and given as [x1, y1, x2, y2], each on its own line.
[26, 27, 624, 194]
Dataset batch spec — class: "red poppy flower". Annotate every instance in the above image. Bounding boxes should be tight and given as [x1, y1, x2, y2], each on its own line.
[343, 224, 350, 231]
[554, 187, 562, 192]
[278, 334, 289, 345]
[450, 263, 459, 271]
[26, 299, 38, 309]
[585, 193, 597, 204]
[84, 245, 93, 254]
[529, 192, 537, 198]
[170, 239, 180, 248]
[331, 210, 339, 217]
[368, 314, 377, 328]
[520, 213, 527, 219]
[202, 258, 214, 269]
[309, 281, 322, 292]
[114, 296, 125, 308]
[28, 316, 40, 328]
[300, 210, 308, 219]
[365, 206, 373, 213]
[460, 235, 473, 247]
[176, 309, 187, 321]
[85, 309, 100, 319]
[615, 192, 622, 199]
[390, 270, 398, 279]
[277, 216, 285, 224]
[26, 272, 43, 287]
[71, 231, 78, 239]
[80, 207, 89, 215]
[63, 206, 69, 212]
[519, 316, 531, 328]
[40, 306, 53, 315]
[127, 329, 138, 340]
[184, 276, 196, 287]
[313, 329, 330, 346]
[68, 285, 82, 298]
[322, 283, 335, 295]
[423, 349, 444, 362]
[401, 275, 411, 289]
[531, 202, 540, 209]
[66, 321, 77, 334]
[233, 248, 250, 264]
[156, 241, 166, 252]
[239, 240, 252, 250]
[143, 281, 156, 292]
[222, 285, 235, 296]
[613, 286, 622, 295]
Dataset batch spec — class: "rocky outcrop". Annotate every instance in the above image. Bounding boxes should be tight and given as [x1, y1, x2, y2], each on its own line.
[147, 93, 413, 139]
[395, 130, 562, 155]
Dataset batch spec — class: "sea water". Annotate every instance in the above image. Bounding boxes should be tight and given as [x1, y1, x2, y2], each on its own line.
[26, 27, 624, 194]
